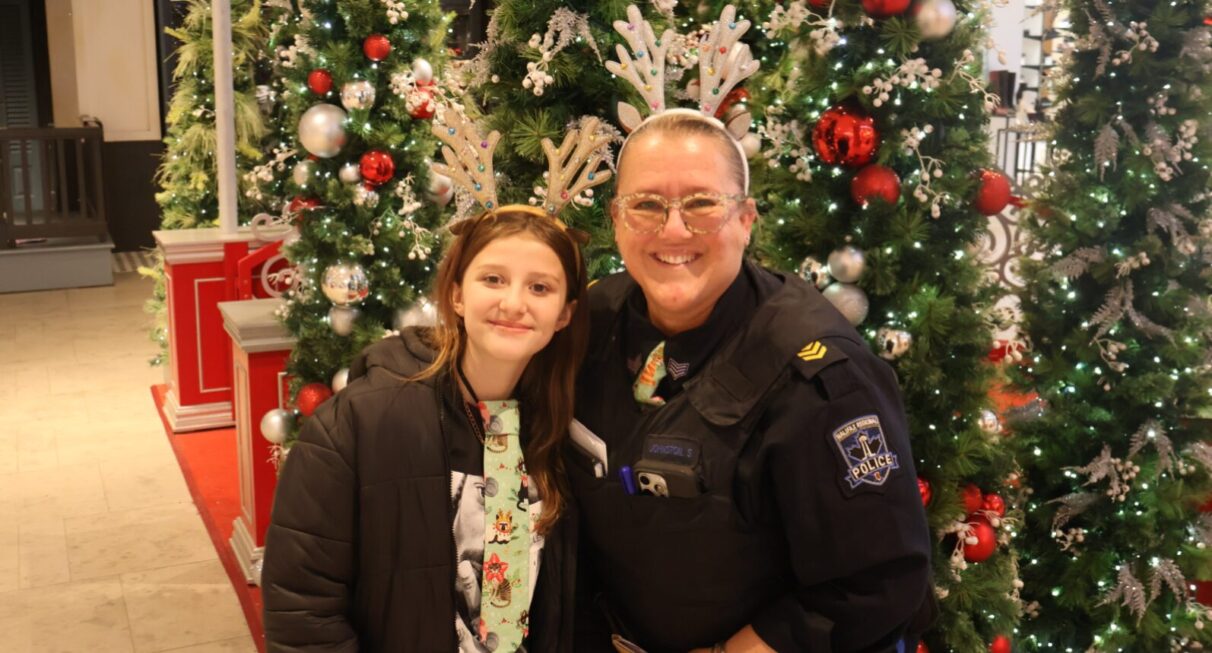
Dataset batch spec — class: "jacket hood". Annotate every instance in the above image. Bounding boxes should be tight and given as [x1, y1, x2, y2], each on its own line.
[347, 326, 438, 383]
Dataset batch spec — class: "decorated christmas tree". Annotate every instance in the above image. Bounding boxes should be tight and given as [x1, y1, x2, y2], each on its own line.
[1009, 1, 1212, 649]
[246, 0, 453, 445]
[145, 0, 281, 364]
[749, 1, 1024, 650]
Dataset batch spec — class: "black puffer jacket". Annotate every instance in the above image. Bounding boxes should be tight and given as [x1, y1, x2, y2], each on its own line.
[262, 328, 577, 652]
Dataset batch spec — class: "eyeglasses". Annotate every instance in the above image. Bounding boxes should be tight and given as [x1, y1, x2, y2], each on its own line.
[612, 192, 748, 235]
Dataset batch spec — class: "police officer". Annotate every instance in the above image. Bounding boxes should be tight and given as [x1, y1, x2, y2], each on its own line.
[567, 110, 933, 652]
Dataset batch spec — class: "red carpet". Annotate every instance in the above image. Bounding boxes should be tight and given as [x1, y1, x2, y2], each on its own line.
[151, 384, 266, 652]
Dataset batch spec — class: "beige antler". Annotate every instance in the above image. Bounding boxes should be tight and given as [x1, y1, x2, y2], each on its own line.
[540, 117, 614, 215]
[605, 4, 674, 132]
[430, 110, 501, 210]
[697, 5, 759, 138]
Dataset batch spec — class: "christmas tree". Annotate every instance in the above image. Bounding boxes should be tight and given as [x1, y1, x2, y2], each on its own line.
[246, 0, 452, 438]
[145, 0, 282, 364]
[750, 1, 1024, 650]
[1009, 1, 1212, 649]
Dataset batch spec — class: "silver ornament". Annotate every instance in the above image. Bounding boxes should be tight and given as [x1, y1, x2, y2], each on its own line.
[259, 408, 293, 444]
[877, 327, 913, 360]
[331, 368, 350, 393]
[321, 262, 370, 307]
[329, 305, 360, 336]
[412, 57, 434, 84]
[740, 133, 761, 159]
[292, 160, 316, 186]
[393, 299, 438, 330]
[298, 103, 348, 158]
[353, 184, 380, 207]
[797, 256, 833, 290]
[827, 245, 866, 284]
[340, 80, 377, 111]
[339, 162, 362, 184]
[822, 283, 869, 326]
[914, 0, 957, 39]
[426, 172, 454, 207]
[978, 409, 1001, 435]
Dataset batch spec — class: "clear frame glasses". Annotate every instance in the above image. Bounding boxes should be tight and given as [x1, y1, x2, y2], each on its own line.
[612, 191, 748, 235]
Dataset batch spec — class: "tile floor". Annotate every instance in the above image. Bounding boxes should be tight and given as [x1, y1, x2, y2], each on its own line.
[0, 272, 255, 653]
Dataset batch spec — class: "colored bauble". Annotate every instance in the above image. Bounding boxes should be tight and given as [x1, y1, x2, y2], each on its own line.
[406, 86, 436, 120]
[963, 520, 998, 562]
[974, 169, 1011, 215]
[912, 0, 957, 39]
[362, 34, 391, 61]
[296, 383, 334, 418]
[978, 408, 1001, 435]
[426, 172, 454, 207]
[328, 306, 360, 336]
[862, 0, 912, 18]
[331, 368, 350, 393]
[291, 159, 316, 187]
[916, 643, 929, 653]
[813, 104, 879, 167]
[989, 635, 1011, 653]
[321, 262, 370, 307]
[359, 150, 395, 187]
[340, 80, 376, 111]
[298, 104, 348, 158]
[338, 162, 362, 185]
[877, 327, 913, 360]
[982, 493, 1006, 518]
[851, 164, 901, 206]
[822, 283, 869, 326]
[715, 87, 750, 120]
[259, 408, 293, 444]
[809, 0, 832, 7]
[352, 184, 380, 208]
[797, 255, 833, 290]
[412, 57, 434, 84]
[307, 68, 333, 95]
[917, 477, 932, 507]
[287, 196, 322, 219]
[827, 245, 866, 283]
[961, 483, 984, 514]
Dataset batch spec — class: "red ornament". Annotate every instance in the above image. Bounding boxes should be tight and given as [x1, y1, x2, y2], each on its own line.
[359, 150, 396, 187]
[287, 196, 322, 220]
[809, 0, 832, 7]
[851, 164, 901, 206]
[961, 483, 984, 515]
[296, 383, 334, 418]
[917, 477, 932, 508]
[362, 34, 392, 62]
[715, 87, 751, 119]
[916, 643, 929, 653]
[963, 521, 998, 562]
[974, 169, 1012, 215]
[861, 0, 912, 18]
[1205, 15, 1212, 26]
[407, 86, 436, 120]
[989, 635, 1011, 653]
[813, 104, 879, 167]
[982, 493, 1007, 518]
[307, 69, 333, 95]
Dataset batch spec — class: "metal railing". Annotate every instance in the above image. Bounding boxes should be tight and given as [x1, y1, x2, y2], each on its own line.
[0, 124, 108, 248]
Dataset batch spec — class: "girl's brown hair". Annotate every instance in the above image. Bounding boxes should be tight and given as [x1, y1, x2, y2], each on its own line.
[418, 208, 588, 535]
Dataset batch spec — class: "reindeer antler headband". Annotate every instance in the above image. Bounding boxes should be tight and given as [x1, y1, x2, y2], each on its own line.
[608, 4, 759, 191]
[430, 112, 613, 240]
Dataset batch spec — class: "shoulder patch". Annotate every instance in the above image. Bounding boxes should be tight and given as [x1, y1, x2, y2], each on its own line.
[797, 341, 827, 361]
[832, 415, 900, 489]
[790, 337, 849, 379]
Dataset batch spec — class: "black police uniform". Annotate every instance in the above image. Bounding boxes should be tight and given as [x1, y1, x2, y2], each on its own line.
[568, 260, 932, 653]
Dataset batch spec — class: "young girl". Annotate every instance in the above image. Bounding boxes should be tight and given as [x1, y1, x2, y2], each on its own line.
[262, 206, 588, 652]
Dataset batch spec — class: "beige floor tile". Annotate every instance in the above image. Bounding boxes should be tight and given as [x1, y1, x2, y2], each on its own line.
[65, 503, 216, 581]
[0, 521, 18, 593]
[102, 457, 192, 513]
[18, 463, 108, 521]
[0, 577, 135, 653]
[19, 518, 70, 588]
[157, 635, 257, 653]
[122, 560, 250, 653]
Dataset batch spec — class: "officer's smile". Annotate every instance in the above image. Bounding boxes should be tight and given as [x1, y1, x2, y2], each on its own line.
[651, 252, 702, 266]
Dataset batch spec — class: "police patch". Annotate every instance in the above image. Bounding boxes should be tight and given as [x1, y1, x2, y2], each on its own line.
[832, 415, 899, 488]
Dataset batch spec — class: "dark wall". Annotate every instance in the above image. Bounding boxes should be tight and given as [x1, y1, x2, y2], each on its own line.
[103, 140, 163, 251]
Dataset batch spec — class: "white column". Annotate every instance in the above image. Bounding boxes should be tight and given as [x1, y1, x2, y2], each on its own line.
[212, 0, 238, 236]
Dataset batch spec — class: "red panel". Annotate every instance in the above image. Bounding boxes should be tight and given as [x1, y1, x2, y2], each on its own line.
[247, 348, 291, 546]
[165, 258, 230, 407]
